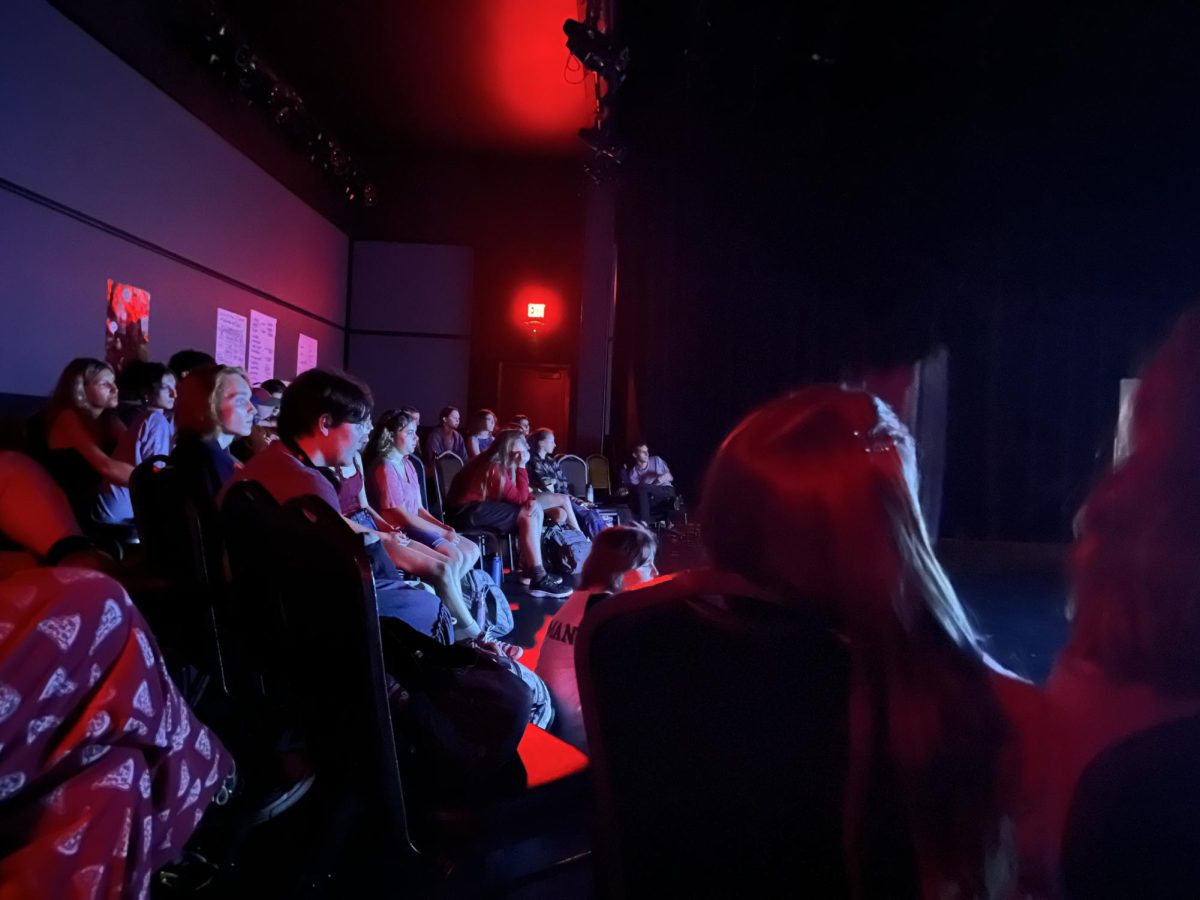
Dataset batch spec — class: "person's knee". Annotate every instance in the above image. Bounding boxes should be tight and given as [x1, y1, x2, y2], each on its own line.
[431, 559, 451, 583]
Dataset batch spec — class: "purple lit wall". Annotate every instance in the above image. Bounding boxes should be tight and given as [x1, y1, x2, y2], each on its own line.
[0, 0, 348, 395]
[346, 242, 473, 420]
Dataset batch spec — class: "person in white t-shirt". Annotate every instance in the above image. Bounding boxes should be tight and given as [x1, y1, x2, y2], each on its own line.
[535, 525, 658, 751]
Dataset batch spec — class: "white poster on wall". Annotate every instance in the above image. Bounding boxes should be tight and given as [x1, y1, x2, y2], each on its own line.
[297, 333, 318, 376]
[214, 308, 247, 368]
[247, 310, 277, 385]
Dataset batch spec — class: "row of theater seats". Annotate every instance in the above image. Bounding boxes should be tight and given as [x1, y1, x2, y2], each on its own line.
[127, 454, 593, 894]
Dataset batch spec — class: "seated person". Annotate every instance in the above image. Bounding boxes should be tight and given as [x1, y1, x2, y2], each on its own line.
[0, 451, 234, 897]
[536, 525, 658, 750]
[170, 364, 255, 498]
[114, 359, 152, 426]
[424, 406, 467, 465]
[167, 349, 215, 380]
[507, 414, 531, 437]
[465, 408, 497, 458]
[97, 362, 177, 523]
[364, 409, 480, 576]
[338, 441, 483, 643]
[1004, 309, 1200, 897]
[231, 387, 280, 463]
[259, 378, 286, 399]
[689, 386, 1016, 897]
[444, 430, 570, 599]
[224, 369, 453, 643]
[527, 428, 605, 538]
[45, 358, 133, 526]
[619, 441, 676, 526]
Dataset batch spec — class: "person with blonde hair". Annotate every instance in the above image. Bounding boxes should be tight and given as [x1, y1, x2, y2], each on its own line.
[445, 429, 569, 599]
[536, 525, 658, 749]
[699, 386, 1015, 899]
[44, 358, 132, 524]
[170, 363, 255, 497]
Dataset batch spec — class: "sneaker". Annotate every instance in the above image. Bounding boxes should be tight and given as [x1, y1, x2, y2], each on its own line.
[526, 573, 571, 599]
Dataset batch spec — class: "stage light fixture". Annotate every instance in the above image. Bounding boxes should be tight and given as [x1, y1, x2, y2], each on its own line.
[563, 18, 630, 86]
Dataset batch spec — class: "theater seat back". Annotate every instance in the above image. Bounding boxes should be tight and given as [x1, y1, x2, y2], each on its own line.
[1062, 712, 1200, 899]
[577, 568, 863, 897]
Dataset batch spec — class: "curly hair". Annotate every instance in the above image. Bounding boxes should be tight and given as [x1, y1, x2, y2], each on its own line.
[363, 408, 415, 470]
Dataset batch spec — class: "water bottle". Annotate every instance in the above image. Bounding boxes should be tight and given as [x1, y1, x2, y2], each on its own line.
[586, 484, 595, 503]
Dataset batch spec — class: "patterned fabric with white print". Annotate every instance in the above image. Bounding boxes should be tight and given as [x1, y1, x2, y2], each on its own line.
[0, 567, 233, 899]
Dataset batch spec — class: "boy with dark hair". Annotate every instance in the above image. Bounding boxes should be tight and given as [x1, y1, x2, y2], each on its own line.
[260, 378, 286, 396]
[226, 368, 453, 643]
[167, 349, 215, 379]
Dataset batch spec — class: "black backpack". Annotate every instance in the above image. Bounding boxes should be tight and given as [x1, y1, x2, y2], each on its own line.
[541, 524, 592, 575]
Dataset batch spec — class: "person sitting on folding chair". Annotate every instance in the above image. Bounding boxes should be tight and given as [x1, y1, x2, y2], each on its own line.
[618, 441, 676, 527]
[445, 430, 571, 599]
[527, 428, 605, 539]
[223, 369, 454, 645]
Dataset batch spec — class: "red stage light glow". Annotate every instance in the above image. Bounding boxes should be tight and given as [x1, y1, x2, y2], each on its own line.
[481, 0, 595, 146]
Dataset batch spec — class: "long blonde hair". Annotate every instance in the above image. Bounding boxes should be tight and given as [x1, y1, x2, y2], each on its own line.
[700, 386, 1010, 899]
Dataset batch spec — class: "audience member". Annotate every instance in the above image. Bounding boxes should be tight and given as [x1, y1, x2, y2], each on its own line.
[1005, 309, 1200, 897]
[363, 409, 481, 576]
[619, 441, 676, 526]
[259, 378, 286, 398]
[170, 364, 254, 499]
[445, 430, 570, 599]
[425, 406, 467, 464]
[508, 414, 531, 436]
[338, 441, 483, 643]
[45, 358, 134, 525]
[97, 362, 177, 522]
[699, 386, 1015, 899]
[225, 369, 452, 642]
[231, 387, 280, 462]
[0, 451, 233, 896]
[465, 408, 497, 458]
[114, 360, 152, 426]
[527, 428, 604, 537]
[537, 525, 658, 750]
[167, 349, 215, 380]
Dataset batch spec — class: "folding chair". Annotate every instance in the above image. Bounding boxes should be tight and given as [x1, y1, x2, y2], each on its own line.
[585, 454, 613, 500]
[556, 454, 588, 498]
[583, 454, 631, 527]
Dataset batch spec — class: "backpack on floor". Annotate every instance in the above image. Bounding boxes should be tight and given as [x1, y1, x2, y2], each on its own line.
[461, 567, 515, 641]
[542, 524, 592, 576]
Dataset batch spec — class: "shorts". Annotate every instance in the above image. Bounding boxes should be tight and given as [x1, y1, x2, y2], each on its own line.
[408, 526, 449, 549]
[449, 501, 520, 533]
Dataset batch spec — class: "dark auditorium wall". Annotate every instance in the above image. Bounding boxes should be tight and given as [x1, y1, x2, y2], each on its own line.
[612, 0, 1200, 543]
[0, 0, 348, 396]
[356, 153, 586, 441]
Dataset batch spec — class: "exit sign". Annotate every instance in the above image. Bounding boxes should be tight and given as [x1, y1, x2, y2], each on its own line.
[526, 303, 546, 319]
